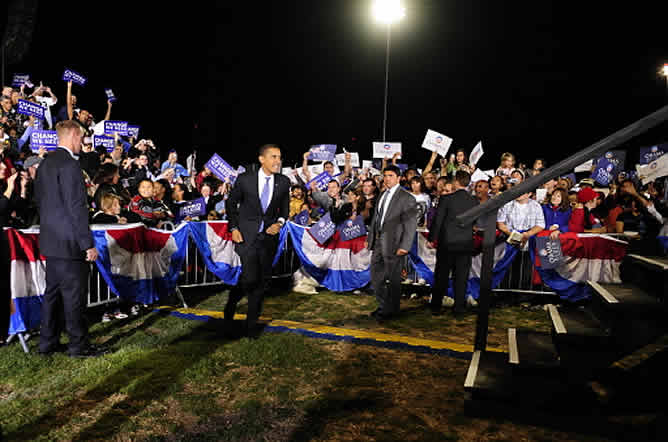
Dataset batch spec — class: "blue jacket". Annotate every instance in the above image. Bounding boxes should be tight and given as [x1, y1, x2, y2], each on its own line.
[541, 204, 571, 232]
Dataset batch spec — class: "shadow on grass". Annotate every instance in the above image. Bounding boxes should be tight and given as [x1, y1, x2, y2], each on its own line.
[4, 318, 236, 441]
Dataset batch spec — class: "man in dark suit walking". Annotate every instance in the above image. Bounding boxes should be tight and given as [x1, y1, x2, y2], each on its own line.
[34, 120, 100, 357]
[428, 170, 478, 315]
[366, 165, 418, 320]
[225, 144, 290, 335]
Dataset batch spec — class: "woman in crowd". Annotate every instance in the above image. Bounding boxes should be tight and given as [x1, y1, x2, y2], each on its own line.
[409, 176, 431, 228]
[495, 152, 515, 181]
[489, 175, 505, 197]
[289, 185, 306, 219]
[541, 188, 571, 239]
[93, 163, 131, 210]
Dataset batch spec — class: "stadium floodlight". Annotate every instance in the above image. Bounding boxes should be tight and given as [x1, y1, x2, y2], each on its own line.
[372, 0, 406, 25]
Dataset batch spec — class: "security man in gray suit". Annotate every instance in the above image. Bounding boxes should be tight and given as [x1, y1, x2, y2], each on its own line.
[366, 165, 418, 320]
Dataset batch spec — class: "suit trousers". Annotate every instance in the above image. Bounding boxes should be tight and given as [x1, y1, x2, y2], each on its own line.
[370, 250, 403, 315]
[224, 233, 275, 329]
[39, 257, 90, 353]
[432, 250, 472, 313]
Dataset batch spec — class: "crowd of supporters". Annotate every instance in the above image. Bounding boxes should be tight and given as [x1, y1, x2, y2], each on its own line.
[1, 76, 667, 309]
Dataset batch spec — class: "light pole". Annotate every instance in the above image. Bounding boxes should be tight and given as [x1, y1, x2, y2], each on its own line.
[372, 0, 405, 142]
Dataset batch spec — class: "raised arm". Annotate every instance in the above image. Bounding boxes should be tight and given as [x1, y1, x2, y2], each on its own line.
[422, 151, 438, 176]
[103, 100, 112, 121]
[66, 81, 74, 120]
[301, 151, 312, 181]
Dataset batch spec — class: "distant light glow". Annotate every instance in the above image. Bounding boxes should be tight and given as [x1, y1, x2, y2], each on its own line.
[372, 0, 406, 25]
[662, 63, 668, 77]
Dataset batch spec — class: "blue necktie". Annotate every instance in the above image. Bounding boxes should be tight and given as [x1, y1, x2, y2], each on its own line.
[259, 176, 271, 232]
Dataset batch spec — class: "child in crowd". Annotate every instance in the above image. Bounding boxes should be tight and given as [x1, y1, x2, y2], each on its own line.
[92, 193, 128, 224]
[541, 188, 571, 239]
[129, 179, 173, 228]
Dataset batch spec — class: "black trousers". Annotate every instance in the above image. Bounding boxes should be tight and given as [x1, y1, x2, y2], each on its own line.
[432, 250, 472, 313]
[39, 257, 90, 353]
[224, 233, 276, 329]
[370, 251, 403, 315]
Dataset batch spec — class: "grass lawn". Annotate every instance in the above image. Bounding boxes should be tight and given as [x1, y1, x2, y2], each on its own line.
[1, 288, 666, 441]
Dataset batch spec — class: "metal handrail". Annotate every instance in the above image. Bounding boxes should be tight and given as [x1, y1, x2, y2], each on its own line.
[456, 104, 668, 225]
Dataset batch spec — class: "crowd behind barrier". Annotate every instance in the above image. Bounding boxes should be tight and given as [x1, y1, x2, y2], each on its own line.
[1, 70, 668, 348]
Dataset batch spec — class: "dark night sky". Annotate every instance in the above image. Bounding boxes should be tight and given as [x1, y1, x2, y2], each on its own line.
[3, 1, 668, 170]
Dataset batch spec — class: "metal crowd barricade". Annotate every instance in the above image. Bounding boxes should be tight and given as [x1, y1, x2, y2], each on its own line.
[178, 232, 300, 289]
[494, 249, 556, 295]
[87, 263, 119, 308]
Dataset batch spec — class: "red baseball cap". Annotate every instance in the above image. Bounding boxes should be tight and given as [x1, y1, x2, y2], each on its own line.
[577, 187, 598, 203]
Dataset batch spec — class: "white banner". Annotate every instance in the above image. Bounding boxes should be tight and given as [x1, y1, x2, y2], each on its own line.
[372, 142, 402, 159]
[469, 141, 484, 166]
[421, 129, 452, 157]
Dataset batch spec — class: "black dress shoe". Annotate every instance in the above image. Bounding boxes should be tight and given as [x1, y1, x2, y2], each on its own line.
[68, 345, 107, 359]
[37, 343, 68, 355]
[369, 308, 381, 318]
[375, 312, 395, 322]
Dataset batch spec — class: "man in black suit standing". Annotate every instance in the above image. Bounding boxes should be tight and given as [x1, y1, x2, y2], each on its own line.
[366, 165, 418, 320]
[428, 170, 478, 315]
[34, 120, 100, 357]
[225, 144, 290, 335]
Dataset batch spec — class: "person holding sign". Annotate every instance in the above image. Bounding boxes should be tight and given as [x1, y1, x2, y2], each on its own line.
[33, 120, 101, 358]
[224, 144, 290, 337]
[366, 165, 418, 321]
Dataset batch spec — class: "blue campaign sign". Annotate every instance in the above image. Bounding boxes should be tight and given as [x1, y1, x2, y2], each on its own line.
[62, 68, 87, 86]
[30, 130, 58, 152]
[309, 212, 336, 244]
[105, 88, 117, 102]
[127, 125, 140, 138]
[104, 120, 129, 136]
[294, 209, 310, 226]
[205, 153, 238, 184]
[535, 236, 564, 270]
[17, 99, 45, 120]
[395, 163, 408, 173]
[178, 197, 207, 220]
[12, 74, 30, 87]
[338, 215, 367, 241]
[639, 144, 666, 165]
[307, 171, 333, 191]
[94, 135, 116, 152]
[308, 144, 337, 162]
[591, 158, 615, 185]
[596, 150, 626, 174]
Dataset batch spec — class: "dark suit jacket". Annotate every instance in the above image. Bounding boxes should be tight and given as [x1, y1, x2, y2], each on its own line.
[225, 170, 290, 248]
[34, 147, 94, 259]
[367, 187, 418, 257]
[428, 189, 478, 252]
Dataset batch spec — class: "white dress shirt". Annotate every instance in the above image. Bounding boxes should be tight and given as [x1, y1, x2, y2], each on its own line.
[378, 183, 401, 227]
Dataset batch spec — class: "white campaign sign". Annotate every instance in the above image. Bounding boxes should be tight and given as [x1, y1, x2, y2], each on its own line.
[574, 159, 594, 173]
[336, 152, 360, 167]
[362, 160, 373, 169]
[421, 129, 452, 157]
[372, 142, 402, 159]
[470, 168, 491, 184]
[636, 155, 668, 185]
[469, 141, 484, 166]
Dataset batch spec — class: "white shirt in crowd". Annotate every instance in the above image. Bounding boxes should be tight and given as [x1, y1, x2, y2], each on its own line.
[35, 95, 57, 129]
[497, 199, 546, 232]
